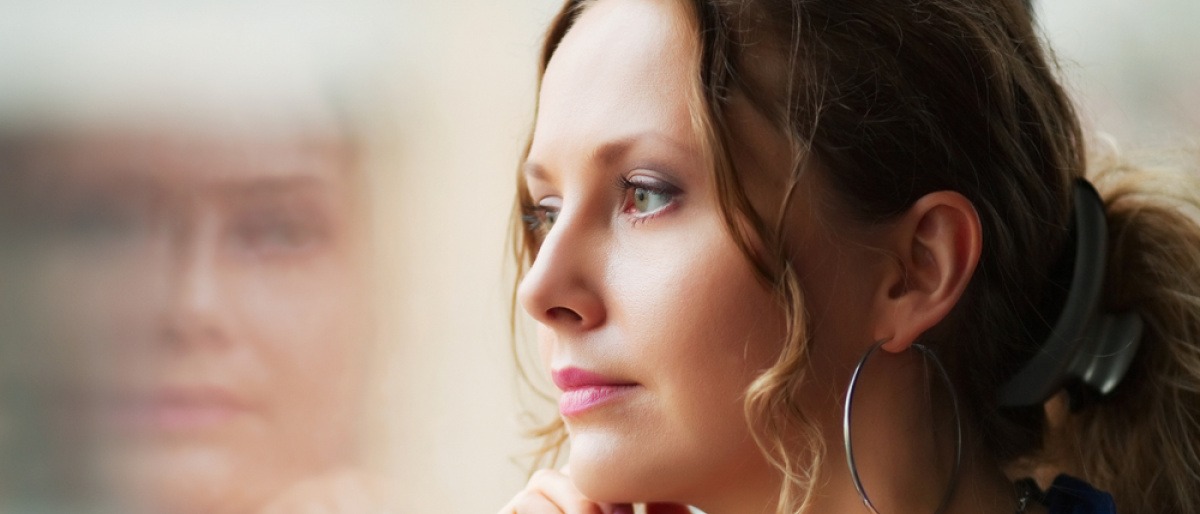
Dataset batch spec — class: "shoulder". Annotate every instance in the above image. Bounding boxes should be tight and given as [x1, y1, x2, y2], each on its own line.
[1043, 475, 1117, 514]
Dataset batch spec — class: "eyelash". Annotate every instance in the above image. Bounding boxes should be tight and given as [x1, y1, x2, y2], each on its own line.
[615, 175, 680, 225]
[521, 201, 558, 237]
[520, 174, 682, 236]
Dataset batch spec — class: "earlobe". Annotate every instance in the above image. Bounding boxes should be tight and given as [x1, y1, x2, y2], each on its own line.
[876, 191, 982, 354]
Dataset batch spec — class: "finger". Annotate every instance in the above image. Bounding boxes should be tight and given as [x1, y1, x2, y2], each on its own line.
[502, 490, 565, 514]
[525, 469, 604, 514]
[605, 503, 634, 514]
[645, 503, 692, 514]
[527, 470, 590, 508]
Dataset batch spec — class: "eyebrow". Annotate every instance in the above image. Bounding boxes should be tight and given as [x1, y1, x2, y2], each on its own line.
[523, 131, 693, 181]
[214, 174, 334, 199]
[523, 160, 550, 183]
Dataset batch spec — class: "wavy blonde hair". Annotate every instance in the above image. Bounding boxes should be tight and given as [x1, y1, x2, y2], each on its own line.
[511, 1, 1200, 513]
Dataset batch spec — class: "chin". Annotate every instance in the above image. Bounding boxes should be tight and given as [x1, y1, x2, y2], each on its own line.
[567, 430, 680, 504]
[103, 443, 277, 514]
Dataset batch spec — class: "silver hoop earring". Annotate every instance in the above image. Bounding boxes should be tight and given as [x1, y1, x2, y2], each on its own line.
[843, 341, 963, 514]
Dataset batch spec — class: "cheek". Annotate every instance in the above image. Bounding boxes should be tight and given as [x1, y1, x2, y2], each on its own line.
[238, 251, 366, 360]
[230, 252, 369, 432]
[26, 240, 171, 385]
[192, 256, 367, 500]
[614, 224, 783, 388]
[575, 222, 786, 497]
[648, 251, 782, 430]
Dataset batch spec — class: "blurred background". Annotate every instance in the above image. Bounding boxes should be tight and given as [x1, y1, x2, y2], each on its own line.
[0, 0, 1195, 513]
[1039, 0, 1200, 147]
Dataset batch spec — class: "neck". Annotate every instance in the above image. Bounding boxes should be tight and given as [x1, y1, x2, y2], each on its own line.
[812, 432, 1027, 514]
[685, 438, 784, 514]
[687, 351, 1032, 514]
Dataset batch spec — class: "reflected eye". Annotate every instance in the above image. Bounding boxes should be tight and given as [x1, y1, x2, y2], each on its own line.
[620, 176, 679, 218]
[63, 204, 138, 242]
[239, 219, 310, 248]
[49, 196, 149, 249]
[231, 210, 329, 258]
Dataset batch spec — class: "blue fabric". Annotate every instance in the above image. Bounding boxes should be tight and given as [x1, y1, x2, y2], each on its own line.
[1044, 475, 1117, 514]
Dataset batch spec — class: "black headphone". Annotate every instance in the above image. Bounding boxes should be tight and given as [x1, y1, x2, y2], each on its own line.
[998, 179, 1144, 409]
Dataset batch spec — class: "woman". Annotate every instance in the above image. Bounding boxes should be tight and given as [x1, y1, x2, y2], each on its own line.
[0, 78, 385, 514]
[502, 0, 1200, 513]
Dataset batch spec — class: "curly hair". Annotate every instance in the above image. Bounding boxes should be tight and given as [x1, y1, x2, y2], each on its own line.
[511, 1, 1200, 512]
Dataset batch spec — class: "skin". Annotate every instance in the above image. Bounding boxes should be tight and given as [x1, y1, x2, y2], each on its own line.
[505, 0, 1044, 513]
[515, 0, 788, 510]
[11, 120, 374, 514]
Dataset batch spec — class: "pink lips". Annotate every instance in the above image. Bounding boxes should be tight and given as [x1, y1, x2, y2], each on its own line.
[107, 387, 250, 433]
[552, 367, 639, 417]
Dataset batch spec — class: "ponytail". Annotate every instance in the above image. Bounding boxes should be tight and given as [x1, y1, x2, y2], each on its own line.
[1050, 146, 1200, 514]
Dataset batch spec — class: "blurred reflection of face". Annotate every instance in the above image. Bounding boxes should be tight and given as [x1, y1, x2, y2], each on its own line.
[17, 121, 369, 513]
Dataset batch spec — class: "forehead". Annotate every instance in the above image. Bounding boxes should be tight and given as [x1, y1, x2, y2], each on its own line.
[2, 63, 354, 194]
[530, 0, 699, 158]
[12, 124, 354, 200]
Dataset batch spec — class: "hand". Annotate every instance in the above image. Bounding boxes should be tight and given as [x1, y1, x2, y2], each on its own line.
[497, 468, 691, 514]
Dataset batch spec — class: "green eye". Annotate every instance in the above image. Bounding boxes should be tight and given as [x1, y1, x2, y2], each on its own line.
[523, 197, 562, 235]
[621, 175, 679, 218]
[632, 187, 672, 214]
[522, 209, 558, 232]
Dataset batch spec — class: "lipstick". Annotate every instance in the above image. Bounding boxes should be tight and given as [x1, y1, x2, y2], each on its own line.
[105, 387, 249, 433]
[552, 367, 638, 417]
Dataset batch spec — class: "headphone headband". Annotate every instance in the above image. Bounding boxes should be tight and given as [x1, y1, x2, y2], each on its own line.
[998, 179, 1143, 408]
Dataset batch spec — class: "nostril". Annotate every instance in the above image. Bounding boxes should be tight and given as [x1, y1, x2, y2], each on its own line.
[546, 306, 583, 323]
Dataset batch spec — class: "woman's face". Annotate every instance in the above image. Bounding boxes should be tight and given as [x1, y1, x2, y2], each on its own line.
[12, 119, 370, 512]
[519, 0, 888, 509]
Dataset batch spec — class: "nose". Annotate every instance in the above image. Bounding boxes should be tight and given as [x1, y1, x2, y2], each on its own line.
[516, 213, 606, 332]
[159, 212, 230, 349]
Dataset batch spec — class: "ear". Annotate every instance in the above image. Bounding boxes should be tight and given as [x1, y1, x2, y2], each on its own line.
[874, 191, 982, 354]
